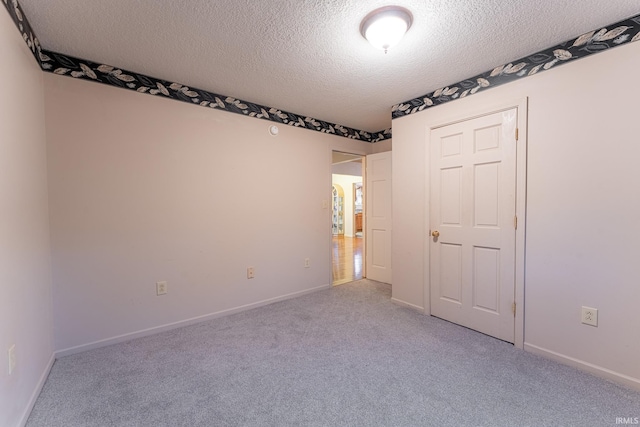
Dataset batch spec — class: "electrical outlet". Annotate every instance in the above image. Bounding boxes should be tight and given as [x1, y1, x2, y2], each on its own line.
[8, 344, 16, 375]
[581, 306, 598, 327]
[304, 258, 310, 268]
[156, 281, 167, 296]
[247, 267, 255, 279]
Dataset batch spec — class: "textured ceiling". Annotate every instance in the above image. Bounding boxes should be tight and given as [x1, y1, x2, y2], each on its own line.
[17, 0, 640, 132]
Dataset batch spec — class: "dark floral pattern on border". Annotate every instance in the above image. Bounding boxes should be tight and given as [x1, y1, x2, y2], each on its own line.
[393, 14, 640, 119]
[41, 49, 388, 142]
[2, 0, 48, 65]
[5, 1, 639, 141]
[2, 0, 389, 143]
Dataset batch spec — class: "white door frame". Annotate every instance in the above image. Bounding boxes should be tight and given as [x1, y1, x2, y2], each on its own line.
[424, 97, 527, 349]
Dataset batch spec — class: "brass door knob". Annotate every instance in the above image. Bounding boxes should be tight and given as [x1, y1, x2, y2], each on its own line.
[431, 230, 440, 238]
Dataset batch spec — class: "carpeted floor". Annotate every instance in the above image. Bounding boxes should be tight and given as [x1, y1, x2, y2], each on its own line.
[27, 280, 640, 426]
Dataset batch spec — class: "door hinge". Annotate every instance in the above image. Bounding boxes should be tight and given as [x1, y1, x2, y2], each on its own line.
[515, 128, 519, 141]
[514, 215, 518, 229]
[512, 302, 516, 316]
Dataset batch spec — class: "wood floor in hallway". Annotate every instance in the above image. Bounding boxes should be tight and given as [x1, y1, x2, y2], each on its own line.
[332, 235, 363, 286]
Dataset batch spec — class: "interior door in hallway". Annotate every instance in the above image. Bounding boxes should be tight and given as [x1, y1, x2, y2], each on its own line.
[366, 151, 392, 284]
[430, 109, 517, 343]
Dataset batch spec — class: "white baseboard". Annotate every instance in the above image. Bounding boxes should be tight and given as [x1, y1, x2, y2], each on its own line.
[391, 297, 424, 313]
[57, 284, 331, 357]
[524, 342, 640, 392]
[19, 352, 55, 427]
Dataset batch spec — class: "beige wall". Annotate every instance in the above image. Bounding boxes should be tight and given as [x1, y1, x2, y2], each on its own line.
[392, 40, 640, 389]
[371, 138, 392, 153]
[44, 74, 379, 353]
[0, 11, 54, 427]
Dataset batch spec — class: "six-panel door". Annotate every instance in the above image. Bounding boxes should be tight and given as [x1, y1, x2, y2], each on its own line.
[430, 109, 517, 342]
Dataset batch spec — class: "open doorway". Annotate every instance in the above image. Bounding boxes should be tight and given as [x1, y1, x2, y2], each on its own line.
[331, 151, 364, 286]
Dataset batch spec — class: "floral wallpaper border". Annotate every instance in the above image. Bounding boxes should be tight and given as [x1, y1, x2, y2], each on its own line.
[3, 0, 40, 63]
[392, 14, 640, 119]
[1, 0, 391, 143]
[38, 51, 392, 142]
[4, 0, 639, 141]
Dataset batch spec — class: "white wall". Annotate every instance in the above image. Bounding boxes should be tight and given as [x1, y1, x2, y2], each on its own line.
[372, 138, 392, 154]
[392, 40, 640, 388]
[44, 73, 378, 353]
[332, 173, 363, 237]
[0, 11, 54, 427]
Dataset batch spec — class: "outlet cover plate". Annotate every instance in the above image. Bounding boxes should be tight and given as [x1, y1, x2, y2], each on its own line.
[581, 306, 598, 327]
[156, 281, 167, 296]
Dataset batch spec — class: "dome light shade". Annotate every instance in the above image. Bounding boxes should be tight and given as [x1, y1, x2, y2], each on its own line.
[360, 6, 413, 53]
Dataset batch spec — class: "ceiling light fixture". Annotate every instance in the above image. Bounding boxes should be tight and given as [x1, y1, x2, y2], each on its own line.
[360, 6, 413, 53]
